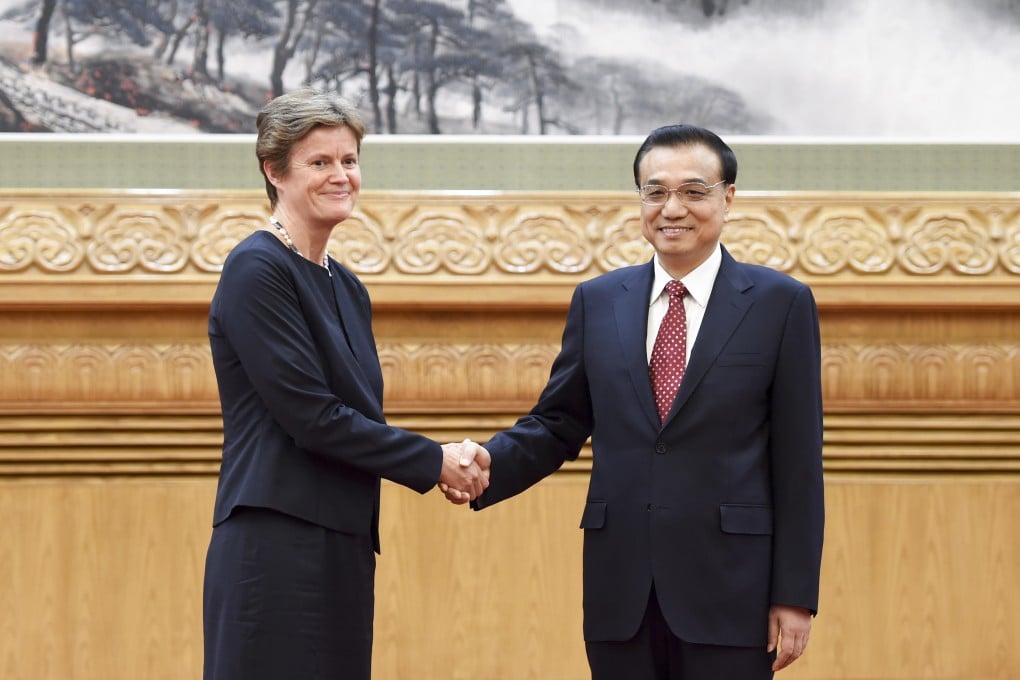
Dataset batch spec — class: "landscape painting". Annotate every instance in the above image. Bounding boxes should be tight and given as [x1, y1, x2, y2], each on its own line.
[0, 0, 1017, 137]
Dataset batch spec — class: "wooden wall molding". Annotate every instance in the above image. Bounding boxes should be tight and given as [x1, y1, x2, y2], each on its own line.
[0, 342, 217, 407]
[822, 342, 1020, 408]
[1, 190, 1018, 307]
[1, 188, 1018, 478]
[2, 189, 1019, 679]
[1, 340, 1019, 411]
[3, 411, 1018, 477]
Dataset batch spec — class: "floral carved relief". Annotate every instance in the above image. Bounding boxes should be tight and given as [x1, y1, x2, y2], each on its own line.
[900, 214, 998, 275]
[0, 210, 84, 272]
[2, 340, 1018, 409]
[0, 191, 1016, 279]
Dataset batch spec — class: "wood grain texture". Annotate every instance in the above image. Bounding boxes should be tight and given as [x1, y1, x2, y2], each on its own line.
[1, 477, 1017, 679]
[1, 189, 1018, 679]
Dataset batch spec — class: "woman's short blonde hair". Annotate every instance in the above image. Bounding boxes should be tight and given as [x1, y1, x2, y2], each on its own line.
[255, 88, 367, 209]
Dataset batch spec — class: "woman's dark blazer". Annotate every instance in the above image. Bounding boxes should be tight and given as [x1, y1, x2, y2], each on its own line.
[208, 231, 442, 551]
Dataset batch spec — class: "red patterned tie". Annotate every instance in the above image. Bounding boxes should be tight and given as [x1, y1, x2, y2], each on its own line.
[649, 280, 688, 422]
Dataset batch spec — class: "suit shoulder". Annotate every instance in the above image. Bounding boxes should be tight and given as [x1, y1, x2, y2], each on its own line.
[212, 232, 295, 311]
[724, 261, 816, 312]
[221, 231, 289, 275]
[577, 263, 648, 293]
[738, 261, 811, 293]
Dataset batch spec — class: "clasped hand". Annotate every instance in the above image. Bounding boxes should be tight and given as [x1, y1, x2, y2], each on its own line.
[437, 439, 491, 504]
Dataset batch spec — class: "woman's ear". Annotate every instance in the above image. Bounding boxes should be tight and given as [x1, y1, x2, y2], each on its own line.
[263, 159, 282, 187]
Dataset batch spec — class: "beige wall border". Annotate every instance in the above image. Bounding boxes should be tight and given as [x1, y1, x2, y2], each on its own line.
[1, 189, 1018, 477]
[3, 189, 1018, 680]
[1, 189, 1018, 307]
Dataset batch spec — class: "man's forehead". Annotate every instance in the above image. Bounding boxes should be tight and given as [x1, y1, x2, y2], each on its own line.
[641, 144, 721, 176]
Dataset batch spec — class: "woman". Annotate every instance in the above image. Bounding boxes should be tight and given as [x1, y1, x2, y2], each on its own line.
[203, 88, 487, 680]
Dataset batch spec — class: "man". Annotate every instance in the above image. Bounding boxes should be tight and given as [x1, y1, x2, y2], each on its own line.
[460, 124, 824, 678]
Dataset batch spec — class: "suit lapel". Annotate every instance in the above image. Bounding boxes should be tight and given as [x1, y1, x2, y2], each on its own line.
[613, 262, 661, 430]
[666, 248, 754, 421]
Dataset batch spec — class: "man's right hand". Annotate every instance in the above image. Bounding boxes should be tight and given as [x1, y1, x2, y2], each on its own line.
[437, 439, 491, 504]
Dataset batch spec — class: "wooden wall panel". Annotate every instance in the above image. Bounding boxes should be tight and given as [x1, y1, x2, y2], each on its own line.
[1, 476, 1017, 680]
[0, 479, 213, 680]
[1, 189, 1018, 679]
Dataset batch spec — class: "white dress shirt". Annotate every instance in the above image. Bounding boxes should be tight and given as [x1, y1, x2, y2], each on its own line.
[646, 244, 723, 365]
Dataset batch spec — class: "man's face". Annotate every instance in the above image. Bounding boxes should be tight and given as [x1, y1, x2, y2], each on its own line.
[638, 143, 734, 279]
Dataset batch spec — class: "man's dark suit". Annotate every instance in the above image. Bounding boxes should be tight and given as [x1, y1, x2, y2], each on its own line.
[475, 245, 824, 648]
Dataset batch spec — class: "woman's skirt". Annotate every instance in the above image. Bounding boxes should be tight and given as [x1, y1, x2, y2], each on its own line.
[203, 506, 376, 680]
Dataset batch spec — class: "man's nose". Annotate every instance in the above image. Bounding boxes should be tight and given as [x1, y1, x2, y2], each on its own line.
[660, 192, 691, 214]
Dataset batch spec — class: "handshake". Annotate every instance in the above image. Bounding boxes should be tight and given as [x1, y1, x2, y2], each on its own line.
[437, 439, 491, 505]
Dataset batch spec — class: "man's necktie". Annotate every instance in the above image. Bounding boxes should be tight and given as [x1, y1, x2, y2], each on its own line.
[649, 280, 688, 422]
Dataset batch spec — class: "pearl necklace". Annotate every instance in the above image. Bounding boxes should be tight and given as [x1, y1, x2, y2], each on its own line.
[269, 218, 330, 275]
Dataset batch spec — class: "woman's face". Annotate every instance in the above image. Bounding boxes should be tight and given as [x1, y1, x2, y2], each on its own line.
[265, 124, 361, 230]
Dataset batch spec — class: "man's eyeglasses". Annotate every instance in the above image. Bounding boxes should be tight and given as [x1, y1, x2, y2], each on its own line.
[637, 180, 727, 206]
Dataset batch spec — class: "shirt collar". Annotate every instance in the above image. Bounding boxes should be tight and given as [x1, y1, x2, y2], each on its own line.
[649, 243, 722, 308]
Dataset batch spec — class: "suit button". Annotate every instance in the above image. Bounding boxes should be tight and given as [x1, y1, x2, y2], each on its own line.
[646, 504, 653, 511]
[655, 442, 667, 455]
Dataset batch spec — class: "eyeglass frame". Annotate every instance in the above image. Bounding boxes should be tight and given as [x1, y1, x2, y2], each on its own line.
[637, 179, 728, 206]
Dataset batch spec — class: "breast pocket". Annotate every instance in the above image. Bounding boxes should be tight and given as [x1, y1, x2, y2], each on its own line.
[706, 353, 771, 398]
[715, 352, 766, 368]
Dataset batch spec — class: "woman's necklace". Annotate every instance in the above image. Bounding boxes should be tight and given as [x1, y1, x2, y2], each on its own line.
[269, 217, 330, 275]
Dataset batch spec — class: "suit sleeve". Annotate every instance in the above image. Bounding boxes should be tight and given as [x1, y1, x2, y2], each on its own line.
[213, 245, 441, 493]
[768, 284, 825, 612]
[474, 285, 594, 509]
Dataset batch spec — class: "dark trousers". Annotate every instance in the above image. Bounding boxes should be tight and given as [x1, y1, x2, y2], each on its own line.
[585, 586, 775, 680]
[204, 506, 376, 680]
